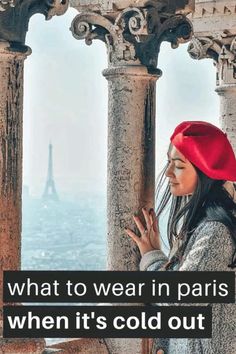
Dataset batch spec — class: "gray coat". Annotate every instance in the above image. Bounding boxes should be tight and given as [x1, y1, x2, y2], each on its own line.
[140, 220, 236, 354]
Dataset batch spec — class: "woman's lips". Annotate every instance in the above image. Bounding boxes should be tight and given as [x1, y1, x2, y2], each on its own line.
[169, 182, 179, 186]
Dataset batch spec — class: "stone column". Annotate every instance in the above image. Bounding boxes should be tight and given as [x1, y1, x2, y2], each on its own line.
[188, 35, 236, 153]
[0, 41, 29, 322]
[217, 87, 236, 152]
[103, 65, 159, 271]
[71, 0, 192, 271]
[187, 0, 236, 152]
[0, 39, 46, 354]
[71, 3, 192, 353]
[215, 39, 236, 152]
[104, 67, 158, 354]
[0, 1, 68, 352]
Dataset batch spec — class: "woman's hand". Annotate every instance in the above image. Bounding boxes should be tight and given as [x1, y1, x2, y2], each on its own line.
[125, 207, 161, 256]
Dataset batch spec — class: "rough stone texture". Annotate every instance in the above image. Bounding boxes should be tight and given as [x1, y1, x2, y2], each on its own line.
[46, 338, 109, 353]
[70, 0, 193, 16]
[0, 0, 69, 323]
[103, 65, 158, 271]
[190, 0, 236, 34]
[0, 3, 68, 353]
[215, 37, 236, 151]
[188, 1, 236, 153]
[0, 338, 45, 354]
[104, 337, 151, 354]
[102, 65, 158, 354]
[0, 0, 16, 12]
[216, 86, 236, 152]
[0, 44, 26, 317]
[0, 43, 46, 353]
[0, 0, 69, 44]
[71, 6, 192, 70]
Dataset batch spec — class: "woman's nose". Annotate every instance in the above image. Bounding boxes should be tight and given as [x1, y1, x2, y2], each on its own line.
[165, 164, 174, 178]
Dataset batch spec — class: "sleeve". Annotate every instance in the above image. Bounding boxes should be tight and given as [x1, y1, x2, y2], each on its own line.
[139, 249, 168, 272]
[140, 221, 234, 272]
[139, 221, 235, 306]
[178, 221, 233, 272]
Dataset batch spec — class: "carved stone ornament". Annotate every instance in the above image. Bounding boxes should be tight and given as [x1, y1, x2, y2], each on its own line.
[71, 6, 192, 70]
[0, 0, 69, 47]
[70, 0, 193, 16]
[193, 0, 236, 19]
[47, 0, 69, 20]
[188, 36, 217, 60]
[0, 0, 16, 11]
[188, 35, 236, 85]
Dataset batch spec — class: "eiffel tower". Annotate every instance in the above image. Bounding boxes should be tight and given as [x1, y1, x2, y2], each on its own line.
[42, 143, 59, 201]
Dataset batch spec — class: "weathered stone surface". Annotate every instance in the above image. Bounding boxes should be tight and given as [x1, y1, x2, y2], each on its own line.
[0, 0, 16, 12]
[193, 0, 236, 19]
[71, 4, 192, 69]
[188, 35, 236, 79]
[0, 2, 68, 352]
[0, 0, 68, 329]
[216, 85, 236, 152]
[70, 0, 193, 15]
[0, 44, 28, 314]
[47, 338, 109, 353]
[103, 65, 159, 271]
[0, 43, 47, 353]
[188, 2, 236, 153]
[0, 0, 69, 44]
[0, 338, 45, 354]
[104, 337, 151, 354]
[188, 1, 236, 37]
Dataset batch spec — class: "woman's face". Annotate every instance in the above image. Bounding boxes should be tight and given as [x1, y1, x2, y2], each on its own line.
[165, 146, 198, 196]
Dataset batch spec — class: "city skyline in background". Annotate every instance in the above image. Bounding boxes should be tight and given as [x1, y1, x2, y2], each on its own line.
[23, 8, 219, 199]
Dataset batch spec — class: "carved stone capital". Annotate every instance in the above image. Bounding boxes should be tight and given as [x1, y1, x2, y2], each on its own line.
[0, 0, 69, 48]
[188, 35, 236, 86]
[0, 0, 16, 12]
[70, 0, 193, 16]
[71, 6, 192, 70]
[0, 40, 32, 60]
[47, 0, 69, 20]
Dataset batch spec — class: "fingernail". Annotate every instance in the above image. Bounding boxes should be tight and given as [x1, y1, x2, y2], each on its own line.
[134, 212, 139, 216]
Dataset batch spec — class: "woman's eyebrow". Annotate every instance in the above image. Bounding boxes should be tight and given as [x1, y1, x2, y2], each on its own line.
[172, 157, 186, 163]
[167, 154, 186, 163]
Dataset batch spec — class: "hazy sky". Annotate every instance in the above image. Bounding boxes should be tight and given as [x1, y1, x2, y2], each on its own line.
[23, 8, 219, 198]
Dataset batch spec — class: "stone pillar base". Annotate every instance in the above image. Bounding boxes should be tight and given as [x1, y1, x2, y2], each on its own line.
[104, 337, 151, 354]
[46, 338, 109, 353]
[0, 338, 45, 354]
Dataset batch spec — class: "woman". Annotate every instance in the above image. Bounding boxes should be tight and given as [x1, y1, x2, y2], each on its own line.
[125, 121, 236, 354]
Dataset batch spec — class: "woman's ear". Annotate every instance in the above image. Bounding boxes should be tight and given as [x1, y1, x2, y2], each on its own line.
[223, 181, 236, 202]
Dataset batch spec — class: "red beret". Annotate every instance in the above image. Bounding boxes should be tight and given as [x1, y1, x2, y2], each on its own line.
[170, 121, 236, 181]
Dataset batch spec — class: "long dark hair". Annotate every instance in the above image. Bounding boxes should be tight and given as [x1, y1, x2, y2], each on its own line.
[155, 160, 236, 269]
